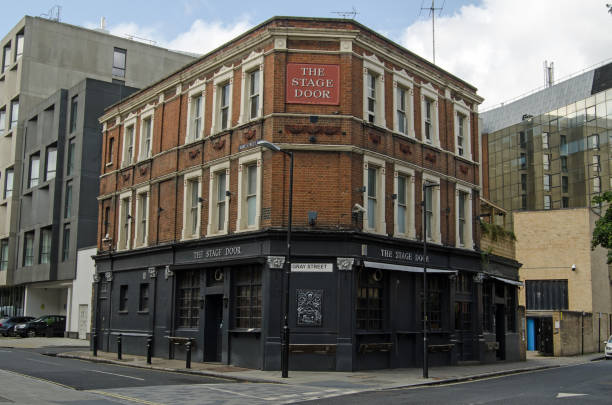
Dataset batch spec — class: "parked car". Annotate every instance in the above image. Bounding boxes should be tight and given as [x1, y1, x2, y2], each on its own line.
[606, 335, 612, 360]
[13, 315, 66, 338]
[0, 316, 35, 336]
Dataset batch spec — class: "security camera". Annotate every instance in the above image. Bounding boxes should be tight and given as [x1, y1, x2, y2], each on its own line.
[353, 203, 367, 214]
[571, 264, 576, 271]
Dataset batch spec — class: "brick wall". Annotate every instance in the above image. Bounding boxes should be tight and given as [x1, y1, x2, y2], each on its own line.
[97, 18, 482, 252]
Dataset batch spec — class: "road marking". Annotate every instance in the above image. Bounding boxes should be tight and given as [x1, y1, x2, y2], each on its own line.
[27, 358, 60, 366]
[86, 369, 145, 381]
[196, 384, 271, 400]
[88, 390, 165, 405]
[0, 350, 12, 352]
[556, 393, 587, 398]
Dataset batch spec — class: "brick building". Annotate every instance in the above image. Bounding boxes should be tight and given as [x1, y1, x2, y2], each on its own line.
[94, 17, 521, 371]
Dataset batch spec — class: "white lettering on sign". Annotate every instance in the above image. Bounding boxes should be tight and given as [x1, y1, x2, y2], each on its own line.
[378, 248, 429, 263]
[193, 246, 242, 260]
[291, 263, 333, 272]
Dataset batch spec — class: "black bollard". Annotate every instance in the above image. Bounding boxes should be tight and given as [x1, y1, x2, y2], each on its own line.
[185, 340, 192, 369]
[117, 333, 122, 360]
[93, 332, 98, 357]
[146, 335, 152, 364]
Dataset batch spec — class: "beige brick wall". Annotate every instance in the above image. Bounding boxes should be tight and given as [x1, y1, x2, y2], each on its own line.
[515, 209, 594, 312]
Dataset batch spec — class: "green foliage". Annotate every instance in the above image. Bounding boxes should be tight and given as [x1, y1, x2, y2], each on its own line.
[591, 191, 612, 264]
[479, 220, 516, 242]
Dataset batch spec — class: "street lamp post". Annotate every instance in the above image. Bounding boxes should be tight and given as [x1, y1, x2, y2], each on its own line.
[257, 140, 293, 378]
[422, 181, 437, 379]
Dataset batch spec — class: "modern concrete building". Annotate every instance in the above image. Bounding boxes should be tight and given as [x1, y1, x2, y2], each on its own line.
[17, 79, 138, 339]
[0, 16, 196, 317]
[481, 62, 612, 230]
[94, 17, 521, 371]
[514, 208, 611, 356]
[482, 64, 612, 356]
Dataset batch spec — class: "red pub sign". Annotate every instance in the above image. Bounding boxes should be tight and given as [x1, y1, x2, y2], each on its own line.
[286, 63, 340, 105]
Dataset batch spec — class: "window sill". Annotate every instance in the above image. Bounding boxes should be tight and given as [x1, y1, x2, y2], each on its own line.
[4, 129, 14, 137]
[355, 330, 391, 335]
[118, 311, 128, 315]
[105, 162, 113, 167]
[454, 154, 475, 165]
[228, 328, 261, 333]
[137, 311, 149, 315]
[23, 189, 33, 196]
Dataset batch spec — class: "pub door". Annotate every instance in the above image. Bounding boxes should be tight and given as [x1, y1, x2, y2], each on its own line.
[204, 295, 223, 362]
[495, 304, 506, 360]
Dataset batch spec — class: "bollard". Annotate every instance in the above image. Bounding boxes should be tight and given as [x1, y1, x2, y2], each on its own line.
[93, 332, 98, 357]
[185, 339, 192, 369]
[117, 333, 122, 360]
[146, 335, 153, 364]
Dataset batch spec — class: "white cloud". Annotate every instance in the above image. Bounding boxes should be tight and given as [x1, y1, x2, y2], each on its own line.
[400, 0, 612, 109]
[166, 18, 253, 54]
[85, 17, 253, 55]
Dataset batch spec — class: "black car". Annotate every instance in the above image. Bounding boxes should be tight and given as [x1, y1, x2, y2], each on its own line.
[0, 316, 35, 336]
[13, 315, 66, 338]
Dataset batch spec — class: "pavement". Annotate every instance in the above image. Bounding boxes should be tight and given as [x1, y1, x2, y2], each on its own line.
[0, 337, 605, 392]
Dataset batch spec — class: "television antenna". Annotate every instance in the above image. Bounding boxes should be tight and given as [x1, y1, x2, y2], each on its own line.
[331, 6, 359, 19]
[419, 0, 445, 64]
[41, 5, 62, 22]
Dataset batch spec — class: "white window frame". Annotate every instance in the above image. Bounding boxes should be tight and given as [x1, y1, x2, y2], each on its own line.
[181, 170, 202, 241]
[236, 151, 262, 232]
[239, 52, 264, 124]
[185, 80, 205, 144]
[454, 99, 472, 159]
[420, 83, 439, 147]
[423, 173, 441, 244]
[542, 132, 549, 149]
[362, 55, 386, 128]
[117, 191, 132, 251]
[592, 155, 600, 172]
[0, 107, 5, 135]
[393, 165, 415, 239]
[455, 184, 473, 250]
[138, 106, 154, 161]
[593, 176, 601, 193]
[543, 195, 551, 210]
[393, 70, 415, 138]
[363, 155, 386, 235]
[543, 174, 551, 192]
[208, 161, 230, 236]
[134, 186, 150, 248]
[211, 66, 233, 134]
[121, 116, 136, 167]
[543, 154, 550, 171]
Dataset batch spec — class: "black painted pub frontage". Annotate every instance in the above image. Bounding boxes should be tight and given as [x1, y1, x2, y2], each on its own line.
[93, 230, 521, 371]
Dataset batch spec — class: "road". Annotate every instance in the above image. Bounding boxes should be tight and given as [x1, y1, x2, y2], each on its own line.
[1, 346, 610, 404]
[0, 347, 356, 404]
[299, 360, 612, 405]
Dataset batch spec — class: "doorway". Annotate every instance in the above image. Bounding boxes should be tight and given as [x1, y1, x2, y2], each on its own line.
[78, 304, 89, 339]
[495, 304, 506, 360]
[204, 295, 223, 362]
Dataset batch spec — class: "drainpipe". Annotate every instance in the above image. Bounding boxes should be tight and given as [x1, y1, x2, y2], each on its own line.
[581, 312, 584, 355]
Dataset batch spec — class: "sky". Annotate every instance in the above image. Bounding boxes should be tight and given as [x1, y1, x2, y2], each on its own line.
[1, 0, 610, 110]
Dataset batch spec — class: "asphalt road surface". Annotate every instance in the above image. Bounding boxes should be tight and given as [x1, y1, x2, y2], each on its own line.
[299, 359, 612, 405]
[0, 346, 231, 390]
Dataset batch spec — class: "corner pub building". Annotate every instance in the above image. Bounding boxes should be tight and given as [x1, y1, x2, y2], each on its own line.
[94, 17, 521, 371]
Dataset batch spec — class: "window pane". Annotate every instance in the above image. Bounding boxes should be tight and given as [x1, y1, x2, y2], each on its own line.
[45, 147, 57, 181]
[4, 169, 13, 198]
[29, 155, 40, 188]
[64, 182, 72, 218]
[10, 100, 19, 129]
[70, 96, 78, 132]
[67, 139, 75, 175]
[113, 48, 126, 77]
[62, 226, 70, 261]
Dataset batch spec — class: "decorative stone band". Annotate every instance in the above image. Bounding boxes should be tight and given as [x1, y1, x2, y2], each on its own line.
[337, 257, 355, 271]
[164, 265, 174, 279]
[473, 272, 485, 284]
[267, 256, 286, 269]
